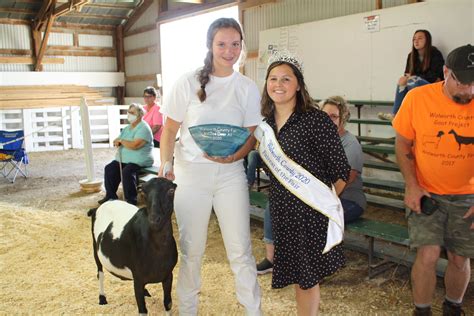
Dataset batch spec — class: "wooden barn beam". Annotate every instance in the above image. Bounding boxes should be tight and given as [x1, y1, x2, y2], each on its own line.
[124, 0, 155, 34]
[126, 74, 157, 83]
[115, 25, 125, 72]
[31, 28, 42, 57]
[31, 0, 57, 71]
[125, 44, 158, 57]
[33, 0, 54, 31]
[124, 23, 156, 37]
[35, 12, 56, 71]
[158, 0, 168, 14]
[11, 0, 39, 3]
[54, 0, 89, 18]
[73, 32, 79, 46]
[0, 47, 115, 58]
[7, 0, 41, 3]
[0, 56, 64, 65]
[52, 21, 115, 32]
[65, 12, 128, 20]
[237, 0, 275, 10]
[0, 49, 31, 56]
[376, 0, 382, 10]
[47, 46, 115, 57]
[0, 19, 30, 25]
[84, 2, 135, 9]
[0, 8, 34, 15]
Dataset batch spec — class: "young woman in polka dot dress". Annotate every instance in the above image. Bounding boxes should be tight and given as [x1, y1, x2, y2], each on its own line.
[260, 53, 350, 314]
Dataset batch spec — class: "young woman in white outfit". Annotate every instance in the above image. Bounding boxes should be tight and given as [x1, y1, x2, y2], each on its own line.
[159, 18, 262, 315]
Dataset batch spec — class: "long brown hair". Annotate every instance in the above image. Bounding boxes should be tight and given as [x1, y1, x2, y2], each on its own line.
[261, 61, 316, 119]
[408, 29, 433, 74]
[197, 18, 243, 103]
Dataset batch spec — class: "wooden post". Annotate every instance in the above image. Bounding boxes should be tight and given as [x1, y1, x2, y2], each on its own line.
[34, 13, 55, 71]
[115, 25, 125, 104]
[124, 0, 154, 34]
[158, 0, 168, 14]
[376, 0, 382, 10]
[115, 25, 125, 73]
[117, 86, 125, 105]
[238, 0, 245, 75]
[73, 32, 79, 47]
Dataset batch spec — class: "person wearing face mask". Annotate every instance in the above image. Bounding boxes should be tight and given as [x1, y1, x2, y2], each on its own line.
[393, 44, 474, 316]
[98, 103, 154, 206]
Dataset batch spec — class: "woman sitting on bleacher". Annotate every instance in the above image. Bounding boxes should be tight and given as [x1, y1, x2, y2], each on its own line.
[321, 96, 366, 223]
[98, 103, 154, 206]
[379, 29, 444, 121]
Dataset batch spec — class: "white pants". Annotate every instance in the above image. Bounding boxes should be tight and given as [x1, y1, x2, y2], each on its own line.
[174, 160, 262, 315]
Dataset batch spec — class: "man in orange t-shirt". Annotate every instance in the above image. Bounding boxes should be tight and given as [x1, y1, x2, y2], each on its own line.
[393, 44, 474, 316]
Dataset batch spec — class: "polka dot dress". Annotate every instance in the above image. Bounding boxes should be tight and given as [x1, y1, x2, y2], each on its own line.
[265, 109, 350, 290]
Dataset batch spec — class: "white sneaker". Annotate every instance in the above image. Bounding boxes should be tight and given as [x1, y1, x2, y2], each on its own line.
[378, 112, 394, 121]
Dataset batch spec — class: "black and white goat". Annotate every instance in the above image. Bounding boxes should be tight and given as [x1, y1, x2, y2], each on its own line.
[87, 177, 177, 315]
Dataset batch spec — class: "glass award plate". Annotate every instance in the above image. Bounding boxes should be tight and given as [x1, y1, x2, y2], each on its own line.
[189, 124, 250, 157]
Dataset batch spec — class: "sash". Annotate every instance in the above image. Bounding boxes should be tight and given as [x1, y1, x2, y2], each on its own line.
[255, 121, 344, 253]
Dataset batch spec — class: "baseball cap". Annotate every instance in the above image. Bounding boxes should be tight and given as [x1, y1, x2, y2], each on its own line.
[445, 44, 474, 85]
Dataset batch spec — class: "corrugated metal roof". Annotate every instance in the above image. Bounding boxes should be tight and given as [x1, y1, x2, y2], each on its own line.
[0, 0, 139, 26]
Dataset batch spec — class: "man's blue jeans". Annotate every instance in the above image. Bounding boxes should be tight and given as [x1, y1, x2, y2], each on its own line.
[392, 76, 429, 115]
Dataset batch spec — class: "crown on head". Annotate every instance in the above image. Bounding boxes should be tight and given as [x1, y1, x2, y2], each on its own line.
[267, 50, 303, 74]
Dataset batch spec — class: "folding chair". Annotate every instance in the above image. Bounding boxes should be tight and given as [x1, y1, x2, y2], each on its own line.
[0, 130, 29, 183]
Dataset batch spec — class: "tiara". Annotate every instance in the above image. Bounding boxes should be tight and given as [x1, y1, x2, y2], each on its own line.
[267, 50, 303, 74]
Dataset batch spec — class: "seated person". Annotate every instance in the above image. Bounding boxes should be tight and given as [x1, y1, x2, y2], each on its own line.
[244, 149, 263, 188]
[257, 96, 367, 274]
[142, 86, 163, 148]
[321, 96, 366, 223]
[99, 103, 154, 205]
[379, 29, 444, 121]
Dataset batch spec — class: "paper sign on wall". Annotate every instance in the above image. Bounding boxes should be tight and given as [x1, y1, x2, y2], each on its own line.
[364, 15, 380, 32]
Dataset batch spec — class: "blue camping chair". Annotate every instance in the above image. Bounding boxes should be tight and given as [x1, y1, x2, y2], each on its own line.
[0, 130, 29, 183]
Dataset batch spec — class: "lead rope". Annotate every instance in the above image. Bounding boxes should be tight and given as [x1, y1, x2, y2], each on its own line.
[117, 145, 124, 201]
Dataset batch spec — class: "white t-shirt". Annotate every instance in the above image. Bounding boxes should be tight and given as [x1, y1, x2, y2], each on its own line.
[161, 70, 262, 163]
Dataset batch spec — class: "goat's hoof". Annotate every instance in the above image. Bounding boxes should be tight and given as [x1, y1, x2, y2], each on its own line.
[165, 301, 172, 311]
[99, 294, 107, 305]
[144, 288, 151, 297]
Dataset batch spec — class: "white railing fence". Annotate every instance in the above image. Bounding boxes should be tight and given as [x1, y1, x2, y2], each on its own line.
[0, 105, 129, 152]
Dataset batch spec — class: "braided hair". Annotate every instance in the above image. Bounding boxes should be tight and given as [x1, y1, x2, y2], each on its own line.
[197, 18, 243, 102]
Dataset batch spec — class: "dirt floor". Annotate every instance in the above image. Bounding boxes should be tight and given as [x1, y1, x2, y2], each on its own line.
[0, 148, 472, 315]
